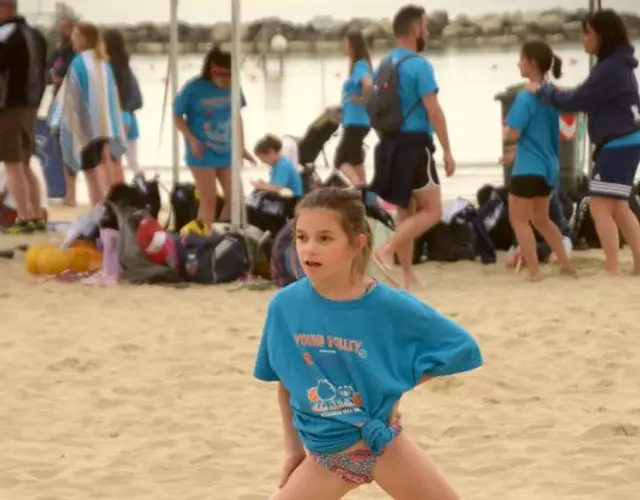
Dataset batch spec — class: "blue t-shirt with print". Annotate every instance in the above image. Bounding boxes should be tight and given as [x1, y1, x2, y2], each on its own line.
[375, 48, 439, 135]
[254, 278, 483, 455]
[269, 156, 303, 197]
[342, 59, 372, 127]
[506, 91, 560, 187]
[173, 77, 246, 168]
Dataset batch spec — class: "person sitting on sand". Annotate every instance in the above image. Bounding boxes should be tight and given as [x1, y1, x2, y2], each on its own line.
[252, 135, 303, 198]
[254, 187, 482, 500]
[502, 39, 573, 281]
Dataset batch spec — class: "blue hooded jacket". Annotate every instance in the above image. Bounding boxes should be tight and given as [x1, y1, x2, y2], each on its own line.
[539, 44, 640, 145]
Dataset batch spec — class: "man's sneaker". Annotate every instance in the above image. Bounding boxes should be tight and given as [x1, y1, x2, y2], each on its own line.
[4, 220, 35, 234]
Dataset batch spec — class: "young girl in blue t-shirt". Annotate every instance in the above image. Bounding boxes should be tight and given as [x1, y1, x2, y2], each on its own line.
[254, 187, 482, 499]
[502, 40, 573, 281]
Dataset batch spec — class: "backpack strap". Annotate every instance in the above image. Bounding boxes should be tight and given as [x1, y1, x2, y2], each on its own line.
[392, 53, 423, 123]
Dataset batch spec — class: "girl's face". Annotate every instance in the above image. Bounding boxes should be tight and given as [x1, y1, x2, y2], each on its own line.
[71, 27, 86, 52]
[581, 23, 600, 55]
[211, 72, 231, 88]
[295, 208, 362, 283]
[518, 55, 534, 79]
[257, 150, 278, 165]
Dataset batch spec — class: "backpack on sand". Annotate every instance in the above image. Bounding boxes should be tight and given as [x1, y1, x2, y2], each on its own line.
[271, 220, 305, 287]
[366, 54, 419, 134]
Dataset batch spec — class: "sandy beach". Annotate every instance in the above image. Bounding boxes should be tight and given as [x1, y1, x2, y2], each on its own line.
[1, 205, 639, 500]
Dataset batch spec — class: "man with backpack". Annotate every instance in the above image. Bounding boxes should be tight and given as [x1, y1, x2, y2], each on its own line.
[368, 4, 455, 289]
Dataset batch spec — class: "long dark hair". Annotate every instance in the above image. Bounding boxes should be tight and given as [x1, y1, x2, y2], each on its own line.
[103, 29, 130, 65]
[582, 9, 630, 61]
[103, 29, 132, 108]
[344, 29, 372, 75]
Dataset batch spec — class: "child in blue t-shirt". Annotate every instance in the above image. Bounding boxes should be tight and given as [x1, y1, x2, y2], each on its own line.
[503, 40, 573, 281]
[334, 30, 373, 187]
[252, 134, 303, 198]
[254, 187, 482, 498]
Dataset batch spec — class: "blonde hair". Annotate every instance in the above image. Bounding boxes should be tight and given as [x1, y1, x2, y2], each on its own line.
[75, 22, 107, 60]
[294, 187, 373, 277]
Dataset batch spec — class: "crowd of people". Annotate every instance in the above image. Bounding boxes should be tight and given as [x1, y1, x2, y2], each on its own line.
[2, 0, 640, 497]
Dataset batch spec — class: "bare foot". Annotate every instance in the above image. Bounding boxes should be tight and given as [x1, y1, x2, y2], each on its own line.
[526, 272, 543, 282]
[559, 266, 578, 278]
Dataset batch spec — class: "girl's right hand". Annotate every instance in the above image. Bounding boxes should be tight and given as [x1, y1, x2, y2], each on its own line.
[278, 449, 306, 488]
[189, 137, 204, 159]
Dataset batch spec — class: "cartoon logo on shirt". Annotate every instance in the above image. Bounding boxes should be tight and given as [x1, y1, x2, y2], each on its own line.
[202, 121, 230, 153]
[306, 379, 364, 415]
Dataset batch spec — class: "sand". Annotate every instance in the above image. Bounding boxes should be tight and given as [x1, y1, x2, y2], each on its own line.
[1, 205, 639, 500]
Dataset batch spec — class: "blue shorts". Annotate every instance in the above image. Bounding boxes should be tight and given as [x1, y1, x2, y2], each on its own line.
[589, 146, 640, 199]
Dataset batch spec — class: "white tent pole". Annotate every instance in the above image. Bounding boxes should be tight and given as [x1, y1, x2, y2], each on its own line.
[169, 0, 180, 185]
[230, 0, 243, 227]
[586, 0, 598, 174]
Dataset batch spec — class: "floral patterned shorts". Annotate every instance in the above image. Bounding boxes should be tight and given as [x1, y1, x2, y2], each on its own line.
[310, 424, 402, 485]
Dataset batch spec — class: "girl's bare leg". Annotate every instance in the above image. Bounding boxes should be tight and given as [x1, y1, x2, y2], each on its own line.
[190, 167, 216, 227]
[508, 194, 540, 281]
[217, 168, 232, 221]
[64, 166, 77, 206]
[373, 434, 459, 500]
[269, 456, 357, 500]
[589, 196, 619, 275]
[84, 167, 106, 206]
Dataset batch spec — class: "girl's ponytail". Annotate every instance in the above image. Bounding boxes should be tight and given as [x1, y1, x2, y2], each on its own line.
[551, 53, 563, 79]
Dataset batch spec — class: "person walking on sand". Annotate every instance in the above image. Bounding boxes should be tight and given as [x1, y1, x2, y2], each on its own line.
[368, 5, 455, 290]
[0, 0, 49, 234]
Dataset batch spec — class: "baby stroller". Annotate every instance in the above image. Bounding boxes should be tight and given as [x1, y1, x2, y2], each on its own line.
[280, 106, 342, 194]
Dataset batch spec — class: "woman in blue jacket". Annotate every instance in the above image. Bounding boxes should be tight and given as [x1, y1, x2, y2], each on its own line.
[529, 9, 640, 276]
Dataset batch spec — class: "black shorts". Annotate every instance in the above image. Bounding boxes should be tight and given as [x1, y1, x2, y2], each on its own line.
[81, 138, 117, 171]
[413, 146, 439, 190]
[334, 126, 369, 167]
[509, 175, 552, 198]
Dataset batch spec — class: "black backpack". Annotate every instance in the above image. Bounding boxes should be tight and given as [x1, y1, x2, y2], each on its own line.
[366, 54, 419, 134]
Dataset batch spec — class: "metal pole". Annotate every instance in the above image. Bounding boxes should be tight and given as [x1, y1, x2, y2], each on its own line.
[169, 0, 180, 185]
[587, 0, 598, 173]
[319, 35, 327, 108]
[230, 0, 243, 227]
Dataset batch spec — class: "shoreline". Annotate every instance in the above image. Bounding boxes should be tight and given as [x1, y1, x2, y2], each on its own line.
[43, 6, 640, 56]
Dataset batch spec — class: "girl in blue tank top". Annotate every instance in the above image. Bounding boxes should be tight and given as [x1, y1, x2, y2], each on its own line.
[254, 187, 482, 498]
